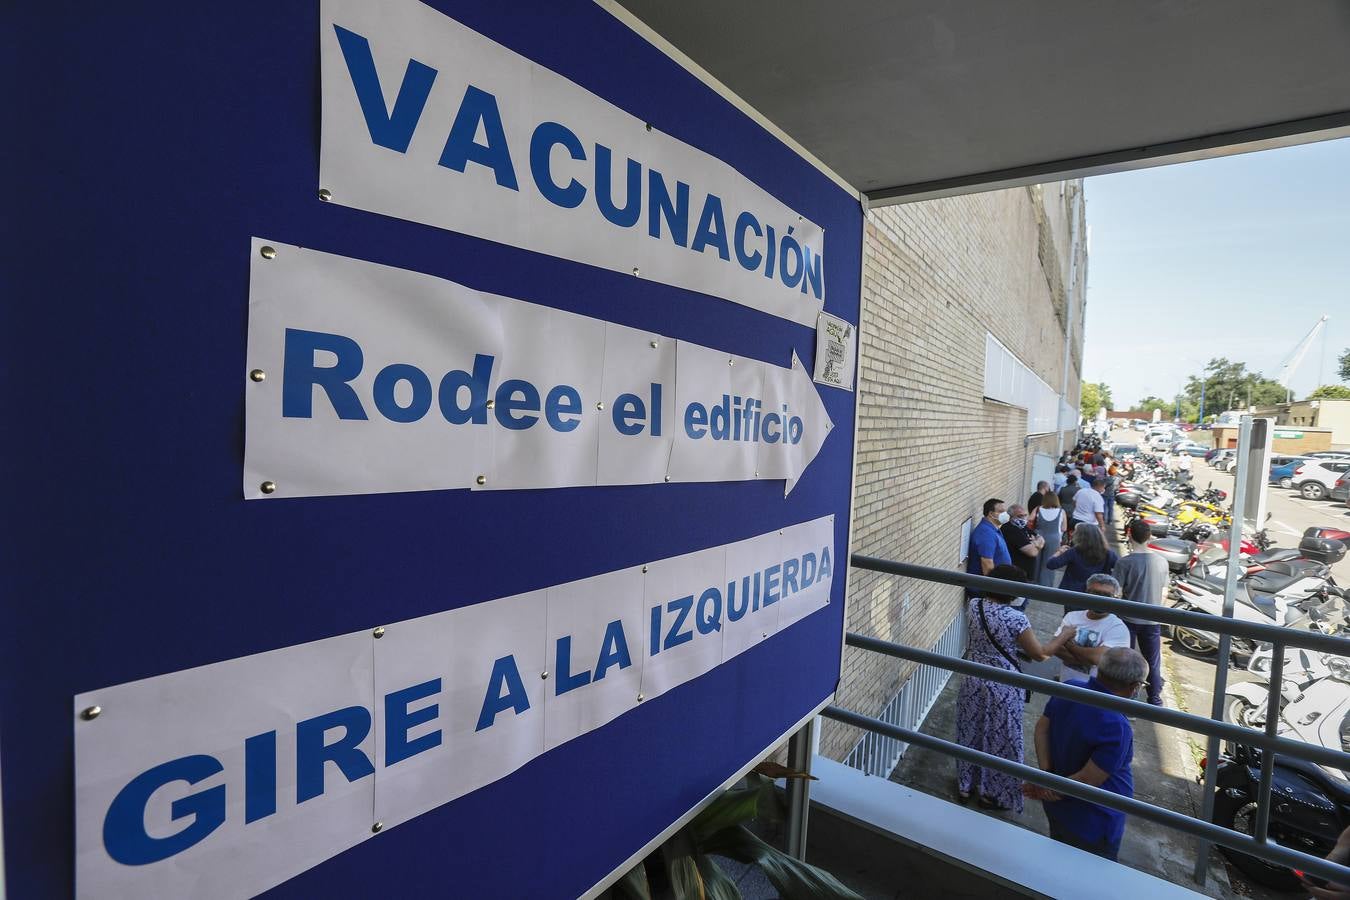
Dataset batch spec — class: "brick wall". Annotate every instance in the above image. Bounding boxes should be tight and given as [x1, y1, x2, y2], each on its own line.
[821, 184, 1086, 761]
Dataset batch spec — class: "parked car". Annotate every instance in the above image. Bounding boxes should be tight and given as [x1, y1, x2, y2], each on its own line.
[1268, 455, 1309, 489]
[1147, 431, 1176, 449]
[1291, 459, 1350, 501]
[1331, 475, 1349, 504]
[1211, 449, 1237, 472]
[1112, 443, 1140, 460]
[1203, 447, 1222, 462]
[1172, 440, 1208, 456]
[1179, 423, 1196, 432]
[1305, 451, 1350, 461]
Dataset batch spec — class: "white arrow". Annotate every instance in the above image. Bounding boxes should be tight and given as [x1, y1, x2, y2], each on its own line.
[244, 239, 833, 500]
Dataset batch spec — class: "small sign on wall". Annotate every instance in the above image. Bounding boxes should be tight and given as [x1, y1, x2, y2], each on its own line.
[812, 312, 856, 390]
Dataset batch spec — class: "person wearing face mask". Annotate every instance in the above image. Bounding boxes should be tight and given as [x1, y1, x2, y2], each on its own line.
[966, 498, 1014, 598]
[1000, 504, 1044, 583]
[1024, 646, 1149, 861]
[1053, 574, 1131, 682]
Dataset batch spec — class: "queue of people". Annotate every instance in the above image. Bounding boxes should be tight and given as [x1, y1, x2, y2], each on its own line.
[956, 438, 1167, 862]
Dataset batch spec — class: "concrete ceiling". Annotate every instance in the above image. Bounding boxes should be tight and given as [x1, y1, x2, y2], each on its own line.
[613, 0, 1350, 202]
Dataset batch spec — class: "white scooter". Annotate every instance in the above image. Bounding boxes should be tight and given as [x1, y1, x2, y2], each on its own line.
[1224, 642, 1346, 730]
[1169, 564, 1345, 661]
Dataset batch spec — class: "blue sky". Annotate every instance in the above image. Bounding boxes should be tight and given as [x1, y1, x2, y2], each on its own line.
[1081, 137, 1350, 410]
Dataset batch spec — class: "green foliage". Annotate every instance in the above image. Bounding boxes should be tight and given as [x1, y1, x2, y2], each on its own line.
[1337, 347, 1350, 383]
[1183, 357, 1286, 411]
[1080, 381, 1113, 419]
[1308, 384, 1350, 400]
[614, 773, 862, 900]
[1136, 396, 1170, 414]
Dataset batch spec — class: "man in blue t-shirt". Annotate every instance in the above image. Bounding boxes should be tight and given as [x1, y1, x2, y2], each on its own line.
[1025, 647, 1148, 861]
[967, 497, 1012, 578]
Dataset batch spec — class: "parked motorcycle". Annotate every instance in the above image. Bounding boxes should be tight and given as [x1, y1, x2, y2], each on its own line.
[1169, 556, 1346, 661]
[1211, 659, 1350, 890]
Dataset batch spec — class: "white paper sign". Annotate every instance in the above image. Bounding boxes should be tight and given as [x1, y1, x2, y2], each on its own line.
[318, 0, 825, 327]
[75, 517, 835, 899]
[812, 312, 856, 390]
[243, 239, 833, 500]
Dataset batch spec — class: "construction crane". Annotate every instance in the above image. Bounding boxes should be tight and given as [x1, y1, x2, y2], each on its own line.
[1276, 315, 1329, 402]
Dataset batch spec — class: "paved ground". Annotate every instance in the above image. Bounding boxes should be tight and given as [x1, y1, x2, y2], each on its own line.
[890, 597, 1234, 896]
[1159, 453, 1350, 899]
[890, 438, 1350, 897]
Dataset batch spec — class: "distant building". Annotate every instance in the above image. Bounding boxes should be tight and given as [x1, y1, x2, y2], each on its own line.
[1252, 398, 1350, 449]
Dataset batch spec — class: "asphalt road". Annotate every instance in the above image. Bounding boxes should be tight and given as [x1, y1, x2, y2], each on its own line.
[1131, 443, 1350, 898]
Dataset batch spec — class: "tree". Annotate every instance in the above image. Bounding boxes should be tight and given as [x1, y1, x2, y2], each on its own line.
[1080, 381, 1113, 419]
[1309, 384, 1350, 400]
[1136, 396, 1171, 415]
[1339, 347, 1350, 383]
[1183, 357, 1287, 411]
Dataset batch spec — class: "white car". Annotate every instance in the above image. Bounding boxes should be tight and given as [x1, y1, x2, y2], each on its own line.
[1292, 459, 1350, 501]
[1147, 431, 1176, 449]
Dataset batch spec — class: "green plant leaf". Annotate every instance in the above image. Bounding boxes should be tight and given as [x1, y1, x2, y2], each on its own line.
[695, 855, 743, 900]
[700, 825, 863, 900]
[663, 827, 706, 900]
[689, 787, 759, 844]
[614, 859, 653, 900]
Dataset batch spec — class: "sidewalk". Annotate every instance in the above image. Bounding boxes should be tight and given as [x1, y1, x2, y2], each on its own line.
[888, 596, 1234, 896]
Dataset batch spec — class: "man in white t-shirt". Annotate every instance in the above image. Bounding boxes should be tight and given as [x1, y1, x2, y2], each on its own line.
[1071, 476, 1107, 532]
[1056, 574, 1132, 681]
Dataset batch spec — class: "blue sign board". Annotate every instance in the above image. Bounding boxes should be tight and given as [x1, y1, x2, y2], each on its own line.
[0, 2, 862, 897]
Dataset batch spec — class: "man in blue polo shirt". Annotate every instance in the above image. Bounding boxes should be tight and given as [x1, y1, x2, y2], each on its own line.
[967, 497, 1012, 579]
[1025, 647, 1148, 860]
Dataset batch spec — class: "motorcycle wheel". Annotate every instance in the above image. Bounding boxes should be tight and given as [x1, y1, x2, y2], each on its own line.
[1212, 791, 1304, 892]
[1170, 603, 1218, 654]
[1223, 695, 1266, 730]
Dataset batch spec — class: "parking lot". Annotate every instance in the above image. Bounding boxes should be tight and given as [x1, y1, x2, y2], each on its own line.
[1128, 435, 1350, 898]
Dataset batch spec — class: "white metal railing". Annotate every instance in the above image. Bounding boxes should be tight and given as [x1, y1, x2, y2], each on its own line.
[841, 610, 965, 777]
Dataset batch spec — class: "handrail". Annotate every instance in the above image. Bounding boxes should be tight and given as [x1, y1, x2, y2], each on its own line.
[838, 552, 1350, 890]
[851, 554, 1350, 656]
[845, 632, 1350, 771]
[821, 705, 1350, 888]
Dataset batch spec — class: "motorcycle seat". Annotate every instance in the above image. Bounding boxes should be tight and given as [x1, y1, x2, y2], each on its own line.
[1280, 757, 1350, 804]
[1248, 548, 1301, 565]
[1245, 570, 1306, 595]
[1263, 558, 1330, 580]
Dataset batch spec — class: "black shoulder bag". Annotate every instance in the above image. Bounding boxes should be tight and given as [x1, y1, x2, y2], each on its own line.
[977, 599, 1030, 701]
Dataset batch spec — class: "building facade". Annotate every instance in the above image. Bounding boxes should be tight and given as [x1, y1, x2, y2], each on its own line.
[1253, 398, 1350, 450]
[822, 182, 1088, 763]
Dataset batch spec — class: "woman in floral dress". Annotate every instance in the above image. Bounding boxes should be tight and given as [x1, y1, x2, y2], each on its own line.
[957, 564, 1072, 811]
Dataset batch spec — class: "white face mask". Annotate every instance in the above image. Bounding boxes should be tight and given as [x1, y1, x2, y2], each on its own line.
[996, 511, 1010, 525]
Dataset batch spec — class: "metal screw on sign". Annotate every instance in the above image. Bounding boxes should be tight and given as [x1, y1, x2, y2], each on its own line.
[596, 401, 605, 411]
[649, 340, 658, 349]
[371, 822, 383, 834]
[318, 188, 333, 202]
[637, 693, 644, 702]
[641, 565, 648, 574]
[249, 369, 266, 383]
[260, 481, 277, 494]
[372, 627, 386, 639]
[632, 267, 640, 277]
[259, 246, 277, 260]
[663, 474, 671, 482]
[728, 358, 734, 366]
[80, 706, 101, 721]
[645, 123, 652, 132]
[486, 400, 496, 409]
[541, 671, 549, 680]
[475, 475, 487, 486]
